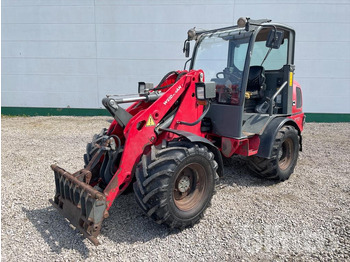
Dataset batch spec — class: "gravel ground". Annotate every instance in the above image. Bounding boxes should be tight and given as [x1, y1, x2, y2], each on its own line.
[1, 116, 349, 261]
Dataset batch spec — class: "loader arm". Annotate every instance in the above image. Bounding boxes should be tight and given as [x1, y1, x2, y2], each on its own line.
[103, 70, 205, 209]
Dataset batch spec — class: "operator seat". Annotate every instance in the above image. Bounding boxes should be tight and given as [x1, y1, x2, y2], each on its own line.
[246, 65, 266, 97]
[244, 66, 266, 112]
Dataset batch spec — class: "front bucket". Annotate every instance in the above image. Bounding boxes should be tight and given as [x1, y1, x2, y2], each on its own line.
[50, 164, 108, 245]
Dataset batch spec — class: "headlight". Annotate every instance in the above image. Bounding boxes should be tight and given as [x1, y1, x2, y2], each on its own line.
[195, 82, 216, 101]
[138, 82, 146, 94]
[196, 86, 205, 100]
[138, 82, 154, 96]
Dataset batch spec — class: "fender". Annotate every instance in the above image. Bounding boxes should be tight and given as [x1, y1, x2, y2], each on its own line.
[256, 117, 302, 158]
[161, 128, 224, 177]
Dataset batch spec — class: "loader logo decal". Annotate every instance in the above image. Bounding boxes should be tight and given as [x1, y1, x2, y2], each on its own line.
[163, 85, 182, 106]
[146, 114, 156, 127]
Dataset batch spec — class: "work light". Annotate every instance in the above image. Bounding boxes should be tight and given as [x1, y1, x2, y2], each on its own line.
[138, 82, 153, 95]
[195, 82, 216, 101]
[237, 17, 247, 28]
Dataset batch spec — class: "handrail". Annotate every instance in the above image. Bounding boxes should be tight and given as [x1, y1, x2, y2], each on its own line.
[269, 81, 288, 116]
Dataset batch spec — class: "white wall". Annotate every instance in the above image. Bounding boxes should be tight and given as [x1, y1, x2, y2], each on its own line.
[2, 0, 350, 113]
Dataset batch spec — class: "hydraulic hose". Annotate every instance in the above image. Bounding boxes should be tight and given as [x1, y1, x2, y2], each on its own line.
[153, 71, 187, 91]
[153, 71, 178, 91]
[177, 101, 211, 126]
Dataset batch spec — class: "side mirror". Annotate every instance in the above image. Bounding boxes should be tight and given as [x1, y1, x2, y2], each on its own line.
[266, 30, 284, 49]
[183, 41, 190, 57]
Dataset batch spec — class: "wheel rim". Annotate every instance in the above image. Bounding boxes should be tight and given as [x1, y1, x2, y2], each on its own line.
[278, 137, 294, 171]
[173, 163, 207, 211]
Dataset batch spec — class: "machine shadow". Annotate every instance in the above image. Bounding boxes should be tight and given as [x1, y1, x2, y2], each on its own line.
[99, 158, 278, 244]
[23, 196, 175, 249]
[101, 156, 279, 244]
[219, 155, 279, 188]
[100, 193, 176, 244]
[22, 206, 90, 258]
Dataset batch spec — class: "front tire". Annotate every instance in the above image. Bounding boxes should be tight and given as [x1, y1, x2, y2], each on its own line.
[83, 128, 107, 167]
[133, 141, 218, 228]
[248, 125, 299, 181]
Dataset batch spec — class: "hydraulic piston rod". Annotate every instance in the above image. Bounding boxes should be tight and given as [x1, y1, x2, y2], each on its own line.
[102, 92, 164, 128]
[106, 92, 163, 104]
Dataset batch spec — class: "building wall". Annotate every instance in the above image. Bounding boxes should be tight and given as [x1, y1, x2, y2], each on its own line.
[2, 0, 350, 114]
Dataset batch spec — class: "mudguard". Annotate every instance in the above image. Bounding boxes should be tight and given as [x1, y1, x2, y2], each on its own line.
[256, 117, 302, 158]
[161, 128, 224, 177]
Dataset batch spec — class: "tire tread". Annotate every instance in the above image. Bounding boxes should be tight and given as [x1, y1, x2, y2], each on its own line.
[133, 141, 218, 229]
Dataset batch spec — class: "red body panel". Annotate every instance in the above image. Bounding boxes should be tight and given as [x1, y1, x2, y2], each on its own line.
[289, 80, 305, 132]
[221, 136, 260, 158]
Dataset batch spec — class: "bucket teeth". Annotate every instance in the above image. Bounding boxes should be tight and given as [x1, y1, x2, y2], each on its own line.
[50, 164, 107, 245]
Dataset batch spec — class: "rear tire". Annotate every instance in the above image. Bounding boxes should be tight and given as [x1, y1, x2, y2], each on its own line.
[248, 125, 299, 181]
[133, 141, 218, 228]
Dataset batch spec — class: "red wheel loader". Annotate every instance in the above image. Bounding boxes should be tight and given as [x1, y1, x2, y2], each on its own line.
[50, 18, 305, 245]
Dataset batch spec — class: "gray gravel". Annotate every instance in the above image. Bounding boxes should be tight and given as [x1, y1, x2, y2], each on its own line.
[1, 116, 349, 261]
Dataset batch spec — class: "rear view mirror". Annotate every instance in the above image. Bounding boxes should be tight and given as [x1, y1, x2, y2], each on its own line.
[266, 30, 284, 49]
[184, 41, 190, 57]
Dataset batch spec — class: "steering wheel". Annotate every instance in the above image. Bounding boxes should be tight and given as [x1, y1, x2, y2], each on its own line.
[216, 72, 225, 78]
[216, 67, 242, 82]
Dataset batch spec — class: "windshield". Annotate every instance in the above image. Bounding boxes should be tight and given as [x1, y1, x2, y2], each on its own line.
[192, 30, 251, 105]
[192, 36, 229, 80]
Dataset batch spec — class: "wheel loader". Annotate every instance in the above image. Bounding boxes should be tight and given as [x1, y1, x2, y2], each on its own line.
[50, 18, 305, 245]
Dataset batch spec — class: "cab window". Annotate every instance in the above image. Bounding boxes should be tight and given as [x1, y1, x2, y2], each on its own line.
[251, 28, 289, 70]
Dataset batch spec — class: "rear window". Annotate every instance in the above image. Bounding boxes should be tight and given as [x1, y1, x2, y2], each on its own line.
[296, 87, 302, 108]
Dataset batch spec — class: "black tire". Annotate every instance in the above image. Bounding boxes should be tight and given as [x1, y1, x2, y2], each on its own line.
[82, 128, 108, 186]
[84, 128, 107, 167]
[133, 141, 218, 228]
[248, 125, 299, 181]
[83, 128, 133, 192]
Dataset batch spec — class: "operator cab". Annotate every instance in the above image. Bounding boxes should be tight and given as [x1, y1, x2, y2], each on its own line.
[189, 18, 295, 138]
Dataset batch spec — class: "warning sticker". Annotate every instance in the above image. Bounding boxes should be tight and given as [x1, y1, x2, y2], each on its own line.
[146, 114, 155, 127]
[289, 72, 293, 86]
